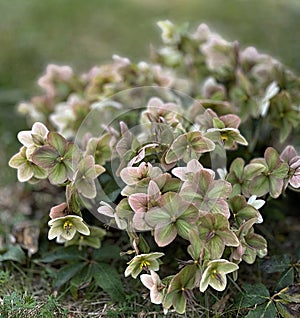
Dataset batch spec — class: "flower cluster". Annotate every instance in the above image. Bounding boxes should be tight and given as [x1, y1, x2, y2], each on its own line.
[9, 20, 300, 314]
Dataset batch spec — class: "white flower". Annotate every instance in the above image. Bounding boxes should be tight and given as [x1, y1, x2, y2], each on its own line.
[259, 81, 280, 117]
[247, 195, 265, 223]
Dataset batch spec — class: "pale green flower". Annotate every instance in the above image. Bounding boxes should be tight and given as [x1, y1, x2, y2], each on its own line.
[124, 252, 164, 279]
[199, 259, 238, 292]
[48, 215, 90, 241]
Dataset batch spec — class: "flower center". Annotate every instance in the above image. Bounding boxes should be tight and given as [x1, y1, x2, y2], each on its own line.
[139, 260, 151, 269]
[63, 221, 73, 235]
[220, 133, 228, 144]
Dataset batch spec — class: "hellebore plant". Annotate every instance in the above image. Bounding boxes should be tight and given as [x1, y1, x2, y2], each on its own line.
[9, 20, 300, 314]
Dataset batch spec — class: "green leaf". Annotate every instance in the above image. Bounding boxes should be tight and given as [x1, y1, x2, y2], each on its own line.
[236, 283, 270, 308]
[278, 284, 300, 303]
[245, 301, 276, 318]
[70, 264, 93, 298]
[92, 263, 126, 302]
[0, 245, 26, 263]
[275, 267, 295, 292]
[53, 262, 86, 289]
[92, 245, 121, 261]
[38, 246, 87, 263]
[276, 300, 300, 318]
[260, 254, 292, 274]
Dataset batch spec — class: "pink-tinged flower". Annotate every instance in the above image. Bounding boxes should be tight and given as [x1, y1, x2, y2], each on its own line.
[145, 193, 199, 247]
[48, 215, 90, 241]
[38, 64, 73, 96]
[172, 159, 214, 182]
[280, 145, 300, 188]
[140, 270, 164, 304]
[49, 202, 68, 219]
[120, 162, 162, 186]
[199, 259, 238, 292]
[97, 201, 127, 230]
[141, 97, 182, 126]
[129, 180, 162, 231]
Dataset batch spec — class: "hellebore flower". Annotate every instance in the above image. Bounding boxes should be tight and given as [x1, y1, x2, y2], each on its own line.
[98, 201, 128, 230]
[124, 252, 164, 279]
[140, 270, 164, 304]
[280, 145, 300, 189]
[49, 202, 68, 219]
[165, 131, 215, 164]
[250, 147, 289, 198]
[157, 20, 180, 45]
[72, 155, 105, 199]
[48, 215, 90, 241]
[17, 122, 49, 158]
[145, 193, 199, 247]
[32, 132, 80, 184]
[9, 146, 48, 183]
[180, 169, 232, 218]
[199, 259, 238, 292]
[163, 264, 197, 314]
[194, 213, 239, 259]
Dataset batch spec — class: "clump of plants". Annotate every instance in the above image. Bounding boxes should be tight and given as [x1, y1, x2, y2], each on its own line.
[8, 21, 300, 315]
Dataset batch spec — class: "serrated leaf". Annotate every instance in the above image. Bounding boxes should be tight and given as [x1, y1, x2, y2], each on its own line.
[70, 264, 93, 298]
[0, 245, 26, 263]
[53, 262, 86, 289]
[236, 283, 270, 308]
[245, 301, 276, 318]
[92, 263, 125, 301]
[260, 254, 292, 274]
[275, 267, 295, 292]
[38, 246, 87, 263]
[92, 245, 121, 261]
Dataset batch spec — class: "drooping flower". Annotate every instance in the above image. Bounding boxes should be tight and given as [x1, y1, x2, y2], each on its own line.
[140, 270, 164, 304]
[124, 252, 164, 279]
[48, 215, 90, 241]
[199, 259, 239, 292]
[97, 201, 127, 230]
[49, 202, 68, 219]
[163, 264, 198, 314]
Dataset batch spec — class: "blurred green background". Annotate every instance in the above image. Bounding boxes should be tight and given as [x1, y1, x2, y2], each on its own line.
[1, 0, 300, 185]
